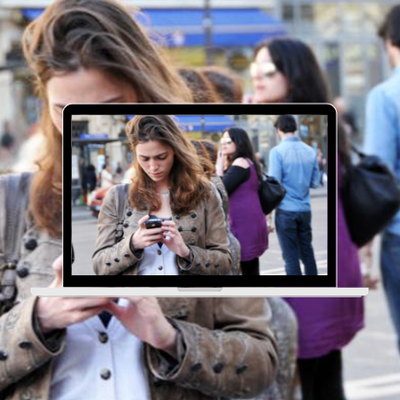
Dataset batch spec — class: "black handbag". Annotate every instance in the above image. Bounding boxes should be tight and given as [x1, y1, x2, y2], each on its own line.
[258, 173, 286, 215]
[341, 146, 400, 248]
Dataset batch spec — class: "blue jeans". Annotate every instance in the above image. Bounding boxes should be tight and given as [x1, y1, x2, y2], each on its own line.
[381, 231, 400, 353]
[275, 209, 318, 275]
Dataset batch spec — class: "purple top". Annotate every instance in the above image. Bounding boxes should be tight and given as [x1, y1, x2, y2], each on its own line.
[285, 156, 364, 359]
[228, 160, 268, 261]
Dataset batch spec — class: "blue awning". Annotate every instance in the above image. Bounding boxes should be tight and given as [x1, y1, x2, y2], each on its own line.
[175, 115, 235, 132]
[138, 9, 286, 47]
[126, 115, 235, 132]
[21, 8, 286, 47]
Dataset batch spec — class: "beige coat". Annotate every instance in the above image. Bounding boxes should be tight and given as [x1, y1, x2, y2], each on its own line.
[93, 182, 233, 275]
[0, 175, 278, 400]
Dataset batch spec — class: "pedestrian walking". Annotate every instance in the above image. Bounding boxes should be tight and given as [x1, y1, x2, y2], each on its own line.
[364, 4, 400, 354]
[269, 115, 320, 276]
[93, 115, 233, 276]
[251, 37, 364, 400]
[100, 163, 114, 189]
[216, 127, 269, 276]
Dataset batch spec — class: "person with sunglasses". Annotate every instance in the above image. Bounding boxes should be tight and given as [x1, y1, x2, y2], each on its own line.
[216, 128, 269, 276]
[247, 37, 364, 400]
[249, 38, 328, 104]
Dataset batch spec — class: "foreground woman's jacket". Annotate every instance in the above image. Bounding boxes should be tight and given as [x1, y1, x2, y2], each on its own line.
[0, 174, 279, 400]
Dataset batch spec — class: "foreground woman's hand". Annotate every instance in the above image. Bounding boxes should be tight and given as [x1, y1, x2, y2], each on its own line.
[106, 297, 178, 357]
[131, 215, 165, 250]
[160, 220, 190, 259]
[34, 254, 114, 334]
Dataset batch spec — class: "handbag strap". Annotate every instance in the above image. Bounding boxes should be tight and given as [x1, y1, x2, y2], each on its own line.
[115, 184, 130, 242]
[0, 172, 33, 301]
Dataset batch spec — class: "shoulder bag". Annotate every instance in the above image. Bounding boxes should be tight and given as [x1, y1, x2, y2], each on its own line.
[341, 146, 400, 247]
[258, 173, 286, 215]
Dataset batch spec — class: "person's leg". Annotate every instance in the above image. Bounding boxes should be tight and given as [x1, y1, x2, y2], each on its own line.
[297, 357, 317, 400]
[314, 350, 346, 400]
[241, 258, 260, 275]
[298, 350, 346, 400]
[275, 209, 302, 275]
[381, 231, 400, 353]
[297, 211, 318, 275]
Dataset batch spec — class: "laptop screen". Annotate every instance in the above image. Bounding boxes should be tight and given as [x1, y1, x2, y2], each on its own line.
[65, 103, 336, 288]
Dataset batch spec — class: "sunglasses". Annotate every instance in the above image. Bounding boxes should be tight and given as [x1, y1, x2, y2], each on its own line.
[250, 62, 278, 78]
[221, 138, 233, 145]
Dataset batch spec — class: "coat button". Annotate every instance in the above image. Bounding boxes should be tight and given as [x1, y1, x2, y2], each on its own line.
[19, 341, 32, 349]
[157, 250, 162, 255]
[114, 258, 120, 263]
[16, 266, 29, 278]
[24, 239, 37, 251]
[190, 362, 202, 372]
[106, 262, 111, 266]
[158, 266, 163, 271]
[236, 364, 248, 374]
[98, 332, 108, 344]
[123, 222, 129, 228]
[213, 362, 224, 373]
[126, 211, 132, 217]
[191, 227, 197, 232]
[0, 350, 8, 361]
[175, 215, 180, 220]
[100, 369, 112, 380]
[190, 212, 197, 218]
[178, 226, 183, 232]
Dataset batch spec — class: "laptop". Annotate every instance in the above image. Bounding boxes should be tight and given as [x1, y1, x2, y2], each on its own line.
[32, 103, 368, 297]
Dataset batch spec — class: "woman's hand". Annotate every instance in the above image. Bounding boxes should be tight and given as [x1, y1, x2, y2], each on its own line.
[34, 255, 115, 334]
[160, 220, 190, 259]
[131, 215, 165, 250]
[106, 297, 178, 357]
[216, 150, 225, 177]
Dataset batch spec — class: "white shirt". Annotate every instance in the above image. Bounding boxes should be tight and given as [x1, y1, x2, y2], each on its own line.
[137, 243, 179, 275]
[101, 169, 113, 188]
[50, 299, 151, 400]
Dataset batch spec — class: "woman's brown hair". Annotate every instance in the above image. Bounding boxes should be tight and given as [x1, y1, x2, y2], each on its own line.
[126, 115, 210, 215]
[22, 0, 192, 236]
[191, 140, 216, 179]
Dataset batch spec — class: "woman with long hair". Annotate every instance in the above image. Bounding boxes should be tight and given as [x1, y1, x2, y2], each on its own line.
[0, 1, 279, 399]
[250, 37, 329, 104]
[93, 115, 232, 275]
[216, 127, 268, 276]
[250, 37, 364, 400]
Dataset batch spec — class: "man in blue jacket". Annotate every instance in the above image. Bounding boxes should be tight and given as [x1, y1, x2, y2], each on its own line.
[364, 5, 400, 353]
[269, 115, 320, 275]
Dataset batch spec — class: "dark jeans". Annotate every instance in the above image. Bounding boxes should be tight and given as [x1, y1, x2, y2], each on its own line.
[241, 258, 260, 275]
[298, 350, 346, 400]
[275, 209, 318, 276]
[381, 231, 400, 353]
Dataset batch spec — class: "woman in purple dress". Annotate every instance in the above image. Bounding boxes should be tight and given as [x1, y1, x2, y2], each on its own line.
[251, 37, 364, 400]
[216, 127, 268, 275]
